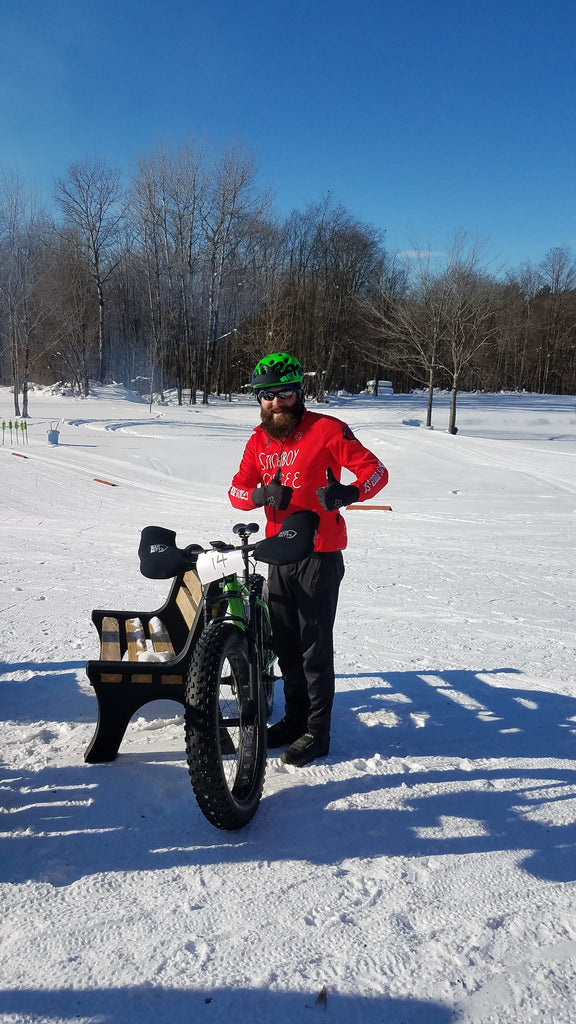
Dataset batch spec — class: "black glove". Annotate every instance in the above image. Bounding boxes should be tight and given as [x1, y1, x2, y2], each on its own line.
[251, 469, 293, 511]
[316, 467, 359, 511]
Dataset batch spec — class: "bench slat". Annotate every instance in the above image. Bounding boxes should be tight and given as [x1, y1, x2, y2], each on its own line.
[126, 617, 147, 659]
[148, 615, 175, 655]
[176, 571, 203, 629]
[125, 617, 153, 682]
[100, 616, 122, 681]
[101, 616, 121, 660]
[184, 569, 203, 604]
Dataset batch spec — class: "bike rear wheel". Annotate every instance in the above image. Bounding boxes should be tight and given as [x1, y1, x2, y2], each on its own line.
[250, 573, 276, 718]
[184, 621, 266, 830]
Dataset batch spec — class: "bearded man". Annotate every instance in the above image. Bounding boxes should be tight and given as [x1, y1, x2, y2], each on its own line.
[229, 352, 388, 766]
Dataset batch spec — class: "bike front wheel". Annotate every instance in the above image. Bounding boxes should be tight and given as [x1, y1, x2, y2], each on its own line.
[184, 621, 266, 830]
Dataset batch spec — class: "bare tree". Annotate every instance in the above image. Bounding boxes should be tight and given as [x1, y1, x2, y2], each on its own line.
[54, 159, 125, 383]
[169, 143, 208, 401]
[36, 226, 99, 395]
[356, 233, 500, 430]
[199, 145, 269, 403]
[536, 246, 576, 393]
[355, 247, 448, 426]
[131, 144, 209, 405]
[0, 172, 46, 415]
[311, 201, 386, 399]
[132, 152, 172, 405]
[494, 261, 543, 390]
[259, 197, 388, 400]
[438, 239, 501, 432]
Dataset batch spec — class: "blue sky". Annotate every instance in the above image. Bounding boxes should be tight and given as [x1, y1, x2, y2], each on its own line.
[1, 0, 574, 271]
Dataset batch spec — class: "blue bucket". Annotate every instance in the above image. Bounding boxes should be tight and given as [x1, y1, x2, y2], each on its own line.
[47, 429, 60, 445]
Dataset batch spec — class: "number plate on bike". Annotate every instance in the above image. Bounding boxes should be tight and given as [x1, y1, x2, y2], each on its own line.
[196, 549, 245, 584]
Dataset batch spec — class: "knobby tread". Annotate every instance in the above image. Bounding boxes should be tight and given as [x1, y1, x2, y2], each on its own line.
[184, 621, 266, 830]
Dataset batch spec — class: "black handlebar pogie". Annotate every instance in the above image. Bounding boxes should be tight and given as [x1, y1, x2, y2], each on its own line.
[138, 525, 203, 579]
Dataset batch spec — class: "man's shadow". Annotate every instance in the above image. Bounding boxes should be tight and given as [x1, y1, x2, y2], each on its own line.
[260, 666, 576, 881]
[331, 666, 576, 762]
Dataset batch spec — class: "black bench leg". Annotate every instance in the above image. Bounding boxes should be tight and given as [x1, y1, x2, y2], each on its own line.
[84, 688, 146, 763]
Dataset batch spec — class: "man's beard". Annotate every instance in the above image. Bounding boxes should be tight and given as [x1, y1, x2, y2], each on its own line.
[260, 397, 305, 439]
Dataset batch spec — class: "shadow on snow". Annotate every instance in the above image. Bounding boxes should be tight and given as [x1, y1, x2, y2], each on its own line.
[2, 664, 576, 885]
[1, 663, 573, 888]
[0, 985, 455, 1024]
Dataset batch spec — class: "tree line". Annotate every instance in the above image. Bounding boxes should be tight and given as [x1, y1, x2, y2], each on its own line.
[1, 143, 575, 428]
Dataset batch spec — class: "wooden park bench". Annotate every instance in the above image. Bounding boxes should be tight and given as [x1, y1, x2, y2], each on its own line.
[84, 569, 205, 763]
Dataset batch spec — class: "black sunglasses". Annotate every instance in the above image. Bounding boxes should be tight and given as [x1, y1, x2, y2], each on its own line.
[257, 387, 300, 402]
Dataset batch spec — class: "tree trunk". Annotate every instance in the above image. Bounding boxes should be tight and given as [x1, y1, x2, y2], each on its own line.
[10, 322, 21, 417]
[322, 343, 338, 397]
[21, 341, 30, 417]
[97, 281, 111, 383]
[448, 382, 459, 434]
[426, 363, 435, 428]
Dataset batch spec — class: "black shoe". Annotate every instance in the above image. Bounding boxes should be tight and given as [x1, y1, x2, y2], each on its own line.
[267, 718, 305, 749]
[280, 732, 329, 767]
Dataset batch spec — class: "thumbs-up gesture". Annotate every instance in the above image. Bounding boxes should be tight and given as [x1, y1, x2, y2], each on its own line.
[251, 468, 293, 511]
[316, 467, 359, 511]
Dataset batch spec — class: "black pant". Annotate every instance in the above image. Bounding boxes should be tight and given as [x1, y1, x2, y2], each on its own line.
[267, 551, 345, 739]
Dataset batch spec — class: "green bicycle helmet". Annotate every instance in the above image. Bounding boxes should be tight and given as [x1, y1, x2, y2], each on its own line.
[251, 352, 304, 390]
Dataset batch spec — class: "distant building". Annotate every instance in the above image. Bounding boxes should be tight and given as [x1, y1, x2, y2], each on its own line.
[366, 380, 394, 396]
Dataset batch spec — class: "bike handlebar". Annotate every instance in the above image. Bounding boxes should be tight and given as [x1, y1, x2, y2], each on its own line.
[139, 510, 320, 580]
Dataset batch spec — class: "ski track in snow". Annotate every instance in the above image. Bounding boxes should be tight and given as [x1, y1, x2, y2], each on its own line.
[1, 386, 576, 1024]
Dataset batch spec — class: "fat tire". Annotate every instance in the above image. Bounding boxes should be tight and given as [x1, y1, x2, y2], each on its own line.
[184, 621, 266, 830]
[250, 573, 276, 718]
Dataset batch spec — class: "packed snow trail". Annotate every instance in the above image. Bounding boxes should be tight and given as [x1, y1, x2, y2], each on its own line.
[1, 385, 576, 1023]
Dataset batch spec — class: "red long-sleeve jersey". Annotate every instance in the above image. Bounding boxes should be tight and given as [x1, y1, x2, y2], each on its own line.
[229, 409, 388, 552]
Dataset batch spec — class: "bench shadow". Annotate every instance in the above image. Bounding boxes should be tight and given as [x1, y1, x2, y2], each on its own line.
[0, 660, 94, 724]
[0, 985, 454, 1024]
[2, 665, 576, 886]
[2, 661, 86, 672]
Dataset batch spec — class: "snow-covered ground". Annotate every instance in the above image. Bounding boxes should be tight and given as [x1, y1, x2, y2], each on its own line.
[1, 383, 576, 1024]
